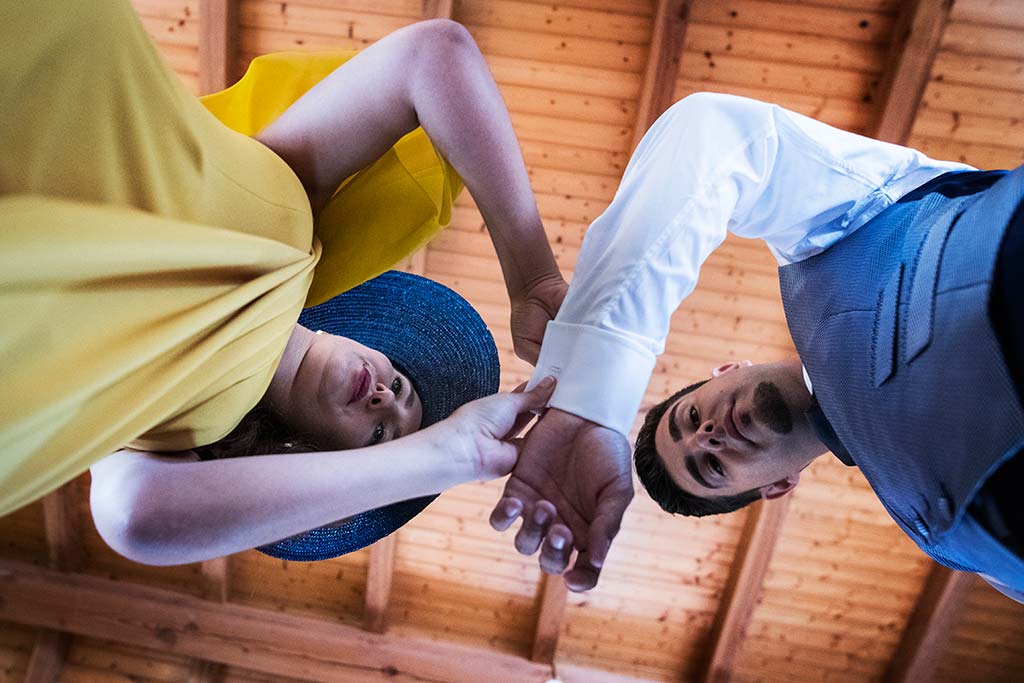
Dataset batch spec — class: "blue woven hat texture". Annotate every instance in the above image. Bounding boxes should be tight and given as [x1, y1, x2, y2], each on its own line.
[258, 270, 499, 561]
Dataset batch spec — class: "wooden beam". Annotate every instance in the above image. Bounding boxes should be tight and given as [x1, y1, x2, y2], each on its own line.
[25, 481, 86, 683]
[24, 630, 71, 683]
[872, 0, 953, 144]
[530, 573, 568, 663]
[364, 535, 398, 633]
[631, 0, 690, 152]
[199, 0, 239, 95]
[423, 0, 456, 20]
[699, 496, 791, 683]
[884, 564, 973, 683]
[0, 559, 551, 683]
[41, 481, 85, 572]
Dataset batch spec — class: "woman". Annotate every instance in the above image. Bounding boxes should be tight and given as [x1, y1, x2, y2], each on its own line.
[0, 1, 565, 561]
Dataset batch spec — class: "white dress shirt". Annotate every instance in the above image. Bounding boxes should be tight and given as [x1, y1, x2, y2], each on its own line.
[529, 92, 971, 435]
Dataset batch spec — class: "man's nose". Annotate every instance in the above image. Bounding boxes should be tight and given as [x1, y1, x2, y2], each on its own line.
[695, 420, 725, 450]
[368, 383, 395, 409]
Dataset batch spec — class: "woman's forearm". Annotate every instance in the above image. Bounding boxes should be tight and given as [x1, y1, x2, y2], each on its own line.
[256, 20, 560, 300]
[90, 428, 469, 566]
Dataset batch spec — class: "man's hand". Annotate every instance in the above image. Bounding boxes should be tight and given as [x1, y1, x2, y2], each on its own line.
[509, 273, 568, 365]
[489, 409, 633, 591]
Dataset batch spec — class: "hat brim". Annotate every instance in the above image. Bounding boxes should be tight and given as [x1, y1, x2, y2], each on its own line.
[257, 271, 499, 561]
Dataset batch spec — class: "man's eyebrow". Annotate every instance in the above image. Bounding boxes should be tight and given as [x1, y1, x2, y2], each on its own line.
[668, 402, 683, 442]
[685, 454, 719, 490]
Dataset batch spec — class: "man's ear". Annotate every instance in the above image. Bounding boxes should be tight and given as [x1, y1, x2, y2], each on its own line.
[710, 359, 753, 378]
[761, 473, 800, 500]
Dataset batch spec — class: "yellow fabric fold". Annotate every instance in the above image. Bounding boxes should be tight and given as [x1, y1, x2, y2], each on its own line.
[0, 0, 461, 515]
[201, 51, 463, 305]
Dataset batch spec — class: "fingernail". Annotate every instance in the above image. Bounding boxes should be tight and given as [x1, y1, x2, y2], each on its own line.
[551, 536, 565, 550]
[534, 508, 549, 524]
[540, 376, 555, 388]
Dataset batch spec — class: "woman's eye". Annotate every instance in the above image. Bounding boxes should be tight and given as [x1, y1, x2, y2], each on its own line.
[370, 423, 386, 445]
[689, 405, 700, 428]
[391, 376, 403, 397]
[708, 454, 725, 477]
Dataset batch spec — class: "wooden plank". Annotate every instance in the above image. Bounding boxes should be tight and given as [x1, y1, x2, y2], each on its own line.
[530, 573, 568, 663]
[699, 496, 791, 683]
[365, 535, 398, 633]
[872, 0, 953, 144]
[884, 565, 974, 683]
[423, 0, 455, 20]
[24, 481, 86, 683]
[188, 659, 225, 683]
[24, 630, 71, 683]
[632, 0, 690, 151]
[200, 557, 230, 603]
[199, 0, 239, 94]
[0, 559, 552, 683]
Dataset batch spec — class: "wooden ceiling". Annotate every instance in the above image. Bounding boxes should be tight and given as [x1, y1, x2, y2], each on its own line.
[2, 1, 1024, 682]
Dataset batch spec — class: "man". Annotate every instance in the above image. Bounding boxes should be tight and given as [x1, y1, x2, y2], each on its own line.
[487, 92, 1024, 600]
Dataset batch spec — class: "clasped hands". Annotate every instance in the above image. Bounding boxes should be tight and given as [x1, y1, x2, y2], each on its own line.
[458, 273, 635, 592]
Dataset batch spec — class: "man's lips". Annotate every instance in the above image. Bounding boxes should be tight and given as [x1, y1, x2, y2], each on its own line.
[348, 367, 371, 405]
[725, 401, 756, 447]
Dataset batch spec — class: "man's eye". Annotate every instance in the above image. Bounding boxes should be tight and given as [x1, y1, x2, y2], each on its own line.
[370, 423, 386, 445]
[689, 405, 700, 428]
[391, 376, 403, 397]
[708, 454, 725, 477]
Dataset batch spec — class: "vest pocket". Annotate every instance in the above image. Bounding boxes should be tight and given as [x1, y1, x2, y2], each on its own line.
[904, 205, 962, 362]
[871, 263, 903, 387]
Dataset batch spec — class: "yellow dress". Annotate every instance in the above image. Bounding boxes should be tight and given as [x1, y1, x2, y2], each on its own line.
[0, 0, 461, 516]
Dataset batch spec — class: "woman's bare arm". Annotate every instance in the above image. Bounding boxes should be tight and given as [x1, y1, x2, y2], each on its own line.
[256, 20, 566, 362]
[89, 379, 554, 565]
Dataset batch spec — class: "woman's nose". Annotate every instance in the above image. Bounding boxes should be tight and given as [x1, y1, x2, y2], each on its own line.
[368, 382, 394, 409]
[695, 421, 724, 450]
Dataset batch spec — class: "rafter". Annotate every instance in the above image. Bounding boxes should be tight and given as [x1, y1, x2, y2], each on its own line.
[699, 496, 791, 683]
[423, 0, 456, 21]
[631, 0, 690, 152]
[872, 0, 953, 144]
[530, 573, 568, 664]
[365, 534, 398, 633]
[24, 481, 86, 683]
[0, 558, 551, 683]
[199, 0, 239, 95]
[885, 565, 973, 683]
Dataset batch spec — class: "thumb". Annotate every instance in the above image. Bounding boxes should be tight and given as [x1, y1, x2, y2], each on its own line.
[515, 376, 555, 412]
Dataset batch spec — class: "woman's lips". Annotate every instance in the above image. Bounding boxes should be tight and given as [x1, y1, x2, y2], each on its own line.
[348, 367, 371, 405]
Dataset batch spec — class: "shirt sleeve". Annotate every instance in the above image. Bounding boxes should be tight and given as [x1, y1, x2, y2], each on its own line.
[528, 92, 966, 435]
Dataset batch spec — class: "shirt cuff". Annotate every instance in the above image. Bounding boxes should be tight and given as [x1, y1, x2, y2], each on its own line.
[528, 321, 657, 436]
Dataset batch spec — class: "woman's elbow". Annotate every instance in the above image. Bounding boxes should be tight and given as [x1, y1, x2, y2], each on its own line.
[90, 460, 180, 566]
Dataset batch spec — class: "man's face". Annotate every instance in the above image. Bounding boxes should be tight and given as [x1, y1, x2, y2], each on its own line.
[654, 359, 825, 498]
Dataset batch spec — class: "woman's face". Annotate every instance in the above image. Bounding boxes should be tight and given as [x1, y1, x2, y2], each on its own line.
[282, 332, 423, 449]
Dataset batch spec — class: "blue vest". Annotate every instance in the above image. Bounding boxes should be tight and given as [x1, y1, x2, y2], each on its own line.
[779, 168, 1024, 590]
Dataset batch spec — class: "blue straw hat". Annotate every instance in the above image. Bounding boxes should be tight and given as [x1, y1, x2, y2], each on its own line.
[257, 270, 499, 561]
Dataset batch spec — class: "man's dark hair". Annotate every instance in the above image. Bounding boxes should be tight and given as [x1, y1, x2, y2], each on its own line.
[634, 380, 762, 517]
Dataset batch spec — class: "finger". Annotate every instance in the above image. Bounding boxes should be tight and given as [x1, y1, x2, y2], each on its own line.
[583, 489, 631, 570]
[514, 500, 558, 556]
[489, 496, 523, 532]
[510, 381, 529, 394]
[564, 547, 602, 592]
[538, 523, 574, 575]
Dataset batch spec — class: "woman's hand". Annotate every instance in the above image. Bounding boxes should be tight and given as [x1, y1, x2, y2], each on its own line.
[510, 273, 568, 365]
[437, 377, 556, 481]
